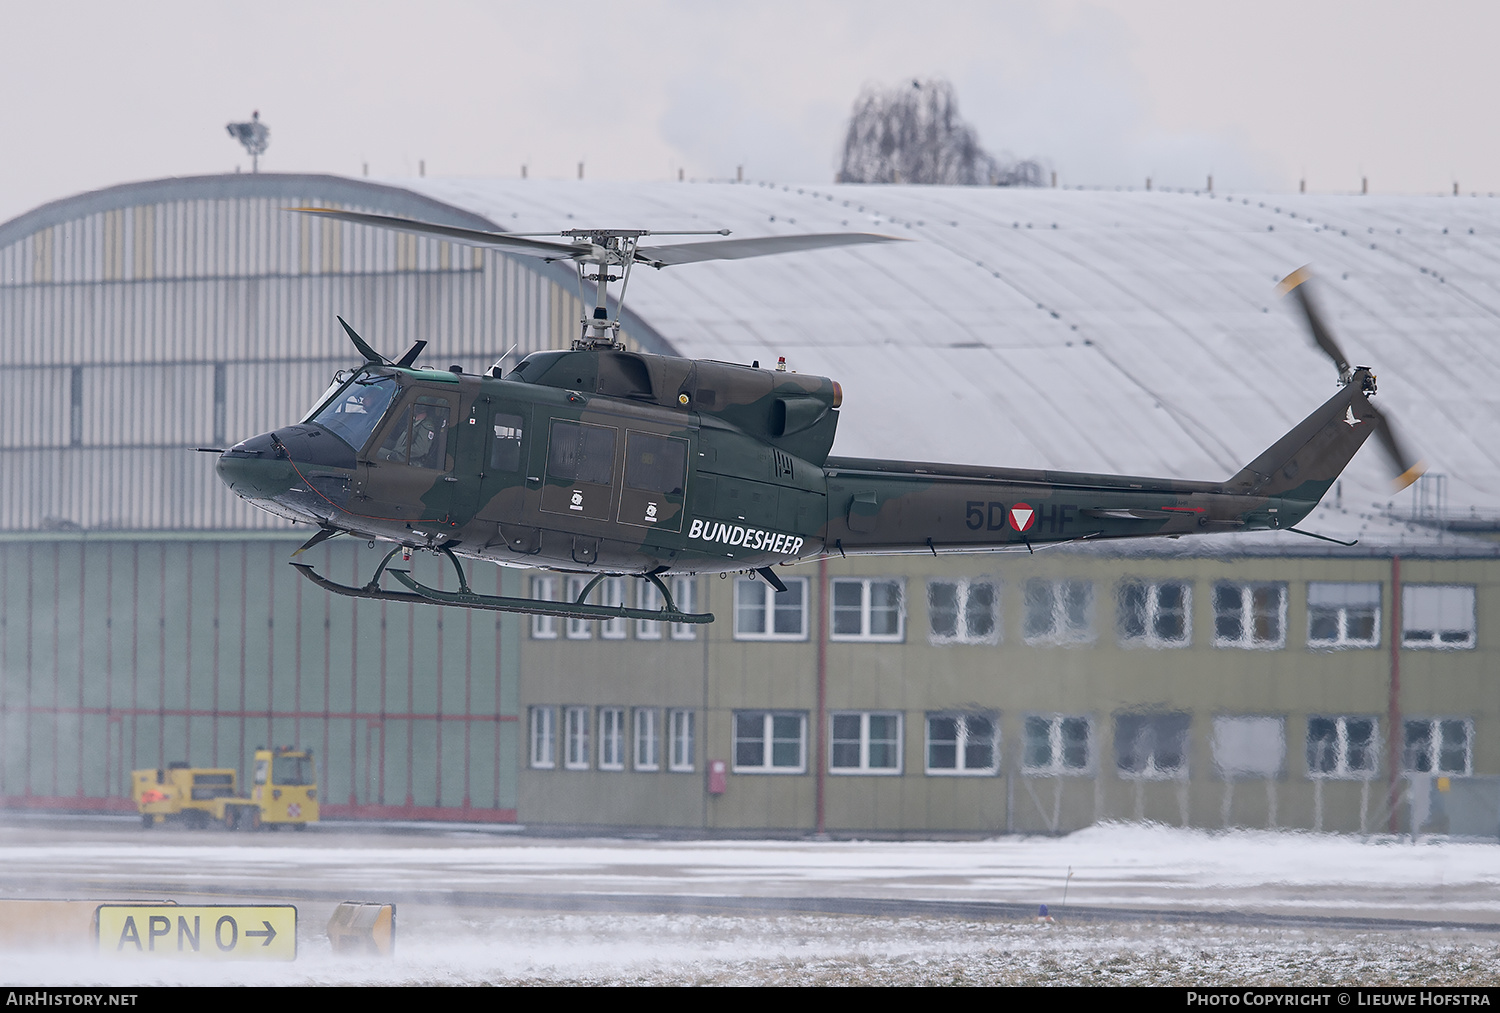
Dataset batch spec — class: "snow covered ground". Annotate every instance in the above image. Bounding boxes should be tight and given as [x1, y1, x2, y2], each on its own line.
[0, 818, 1496, 985]
[5, 912, 1500, 987]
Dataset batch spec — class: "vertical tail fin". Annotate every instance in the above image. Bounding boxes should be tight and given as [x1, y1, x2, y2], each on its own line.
[1226, 370, 1379, 505]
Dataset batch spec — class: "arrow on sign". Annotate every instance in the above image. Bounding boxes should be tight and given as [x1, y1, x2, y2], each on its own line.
[246, 920, 277, 946]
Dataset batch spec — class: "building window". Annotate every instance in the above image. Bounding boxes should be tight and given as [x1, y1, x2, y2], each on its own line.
[1306, 716, 1378, 779]
[599, 577, 627, 640]
[529, 706, 556, 769]
[564, 706, 590, 770]
[1211, 715, 1285, 779]
[531, 576, 558, 640]
[1402, 585, 1476, 649]
[670, 576, 698, 641]
[927, 579, 998, 644]
[1308, 582, 1381, 648]
[598, 707, 625, 771]
[925, 713, 998, 775]
[1022, 714, 1091, 775]
[636, 581, 664, 640]
[829, 712, 902, 774]
[1118, 579, 1191, 648]
[1023, 578, 1093, 644]
[734, 577, 808, 641]
[668, 709, 695, 772]
[634, 708, 660, 771]
[565, 576, 594, 640]
[830, 578, 905, 641]
[733, 711, 807, 773]
[1402, 718, 1472, 775]
[1213, 582, 1286, 649]
[1115, 712, 1191, 780]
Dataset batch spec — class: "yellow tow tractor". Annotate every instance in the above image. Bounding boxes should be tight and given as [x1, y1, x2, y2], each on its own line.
[132, 746, 319, 831]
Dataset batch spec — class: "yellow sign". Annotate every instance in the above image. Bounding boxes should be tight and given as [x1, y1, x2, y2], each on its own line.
[96, 906, 297, 961]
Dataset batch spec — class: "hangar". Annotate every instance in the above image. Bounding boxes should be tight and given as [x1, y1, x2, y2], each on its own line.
[1, 171, 1495, 834]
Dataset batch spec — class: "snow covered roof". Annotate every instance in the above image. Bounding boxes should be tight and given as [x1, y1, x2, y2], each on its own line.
[398, 178, 1497, 551]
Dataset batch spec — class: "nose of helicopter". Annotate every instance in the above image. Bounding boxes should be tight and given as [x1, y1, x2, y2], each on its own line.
[215, 432, 298, 502]
[216, 424, 359, 519]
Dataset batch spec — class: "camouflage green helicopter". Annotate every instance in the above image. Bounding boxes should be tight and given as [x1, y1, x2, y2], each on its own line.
[213, 211, 1423, 626]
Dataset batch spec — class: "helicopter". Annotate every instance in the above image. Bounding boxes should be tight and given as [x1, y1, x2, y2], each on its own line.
[212, 209, 1425, 626]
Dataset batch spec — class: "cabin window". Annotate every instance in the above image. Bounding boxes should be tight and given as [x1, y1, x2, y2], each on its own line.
[542, 420, 618, 521]
[376, 394, 452, 470]
[625, 432, 688, 493]
[618, 431, 689, 531]
[547, 420, 616, 485]
[490, 412, 525, 471]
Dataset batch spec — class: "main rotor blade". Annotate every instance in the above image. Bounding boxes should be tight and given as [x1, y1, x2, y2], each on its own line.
[1370, 404, 1427, 491]
[636, 232, 907, 267]
[291, 208, 589, 261]
[1277, 265, 1351, 379]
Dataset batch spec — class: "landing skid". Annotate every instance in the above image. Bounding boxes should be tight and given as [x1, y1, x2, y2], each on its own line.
[291, 545, 714, 625]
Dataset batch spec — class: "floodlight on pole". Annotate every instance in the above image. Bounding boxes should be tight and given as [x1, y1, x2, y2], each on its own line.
[226, 110, 270, 173]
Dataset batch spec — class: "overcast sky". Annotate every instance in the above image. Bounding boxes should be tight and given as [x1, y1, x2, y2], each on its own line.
[2, 0, 1496, 224]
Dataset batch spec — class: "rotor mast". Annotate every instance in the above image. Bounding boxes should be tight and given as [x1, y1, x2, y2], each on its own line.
[564, 228, 726, 350]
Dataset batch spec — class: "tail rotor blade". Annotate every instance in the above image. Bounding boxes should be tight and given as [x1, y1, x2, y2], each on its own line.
[1277, 266, 1351, 380]
[1277, 267, 1426, 491]
[1370, 405, 1427, 491]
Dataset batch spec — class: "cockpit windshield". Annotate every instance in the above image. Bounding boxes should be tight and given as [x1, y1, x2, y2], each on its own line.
[307, 373, 400, 452]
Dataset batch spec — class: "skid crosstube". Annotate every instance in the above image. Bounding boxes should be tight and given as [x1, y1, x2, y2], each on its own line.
[290, 552, 715, 625]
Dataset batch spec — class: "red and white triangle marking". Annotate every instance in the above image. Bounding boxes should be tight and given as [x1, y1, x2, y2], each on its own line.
[1009, 503, 1035, 532]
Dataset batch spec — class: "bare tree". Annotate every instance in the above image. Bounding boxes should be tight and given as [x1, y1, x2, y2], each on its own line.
[838, 79, 1046, 186]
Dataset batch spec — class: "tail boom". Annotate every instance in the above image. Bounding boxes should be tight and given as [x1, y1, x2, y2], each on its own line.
[820, 375, 1377, 555]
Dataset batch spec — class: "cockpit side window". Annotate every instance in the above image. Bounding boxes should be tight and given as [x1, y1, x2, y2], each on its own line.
[491, 412, 525, 471]
[378, 394, 453, 470]
[308, 375, 399, 453]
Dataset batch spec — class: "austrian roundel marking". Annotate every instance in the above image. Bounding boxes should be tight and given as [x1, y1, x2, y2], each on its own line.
[1009, 503, 1036, 533]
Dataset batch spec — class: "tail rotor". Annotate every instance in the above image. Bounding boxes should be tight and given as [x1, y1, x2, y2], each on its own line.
[1277, 266, 1426, 490]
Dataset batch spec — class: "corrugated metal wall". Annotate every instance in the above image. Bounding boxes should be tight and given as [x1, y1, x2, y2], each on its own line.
[0, 175, 661, 531]
[0, 537, 520, 819]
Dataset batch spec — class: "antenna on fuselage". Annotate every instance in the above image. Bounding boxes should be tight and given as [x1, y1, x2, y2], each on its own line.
[489, 342, 519, 378]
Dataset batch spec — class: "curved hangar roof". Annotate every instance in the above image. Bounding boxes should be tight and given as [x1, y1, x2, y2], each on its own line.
[404, 177, 1494, 537]
[0, 171, 1492, 546]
